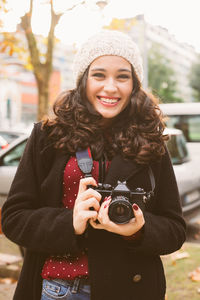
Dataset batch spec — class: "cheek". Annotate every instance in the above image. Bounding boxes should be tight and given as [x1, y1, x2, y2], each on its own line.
[122, 84, 133, 99]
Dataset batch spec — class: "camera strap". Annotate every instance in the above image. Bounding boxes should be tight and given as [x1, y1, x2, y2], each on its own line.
[76, 148, 106, 181]
[99, 154, 106, 183]
[146, 167, 155, 200]
[76, 148, 93, 177]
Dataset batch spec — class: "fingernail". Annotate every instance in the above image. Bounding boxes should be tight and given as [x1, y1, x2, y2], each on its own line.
[133, 204, 139, 211]
[104, 204, 108, 209]
[104, 196, 111, 202]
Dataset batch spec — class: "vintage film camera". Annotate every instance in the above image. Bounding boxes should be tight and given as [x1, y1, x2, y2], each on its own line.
[88, 181, 148, 224]
[76, 148, 154, 224]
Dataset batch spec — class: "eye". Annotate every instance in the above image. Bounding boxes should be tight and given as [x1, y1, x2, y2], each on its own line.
[92, 72, 105, 78]
[117, 74, 130, 79]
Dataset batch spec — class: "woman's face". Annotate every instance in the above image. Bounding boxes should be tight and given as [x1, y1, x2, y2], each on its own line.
[86, 55, 133, 123]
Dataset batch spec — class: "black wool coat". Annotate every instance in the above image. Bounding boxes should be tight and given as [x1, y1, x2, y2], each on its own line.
[1, 123, 186, 300]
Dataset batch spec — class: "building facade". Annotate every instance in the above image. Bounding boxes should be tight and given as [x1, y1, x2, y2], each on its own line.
[0, 51, 61, 129]
[123, 15, 198, 102]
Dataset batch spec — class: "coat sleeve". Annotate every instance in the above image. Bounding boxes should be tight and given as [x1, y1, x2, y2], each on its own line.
[1, 123, 82, 255]
[125, 148, 186, 256]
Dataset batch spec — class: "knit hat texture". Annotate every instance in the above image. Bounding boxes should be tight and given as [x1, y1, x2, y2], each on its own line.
[73, 30, 143, 85]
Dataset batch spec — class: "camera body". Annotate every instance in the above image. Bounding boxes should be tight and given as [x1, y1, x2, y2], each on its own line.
[89, 181, 147, 224]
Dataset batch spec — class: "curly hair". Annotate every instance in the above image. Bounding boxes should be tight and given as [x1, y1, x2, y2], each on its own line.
[42, 67, 167, 164]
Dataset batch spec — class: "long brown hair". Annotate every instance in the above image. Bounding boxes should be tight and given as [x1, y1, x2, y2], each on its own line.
[42, 67, 167, 164]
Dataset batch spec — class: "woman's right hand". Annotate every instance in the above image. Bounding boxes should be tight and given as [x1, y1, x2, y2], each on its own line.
[73, 177, 101, 235]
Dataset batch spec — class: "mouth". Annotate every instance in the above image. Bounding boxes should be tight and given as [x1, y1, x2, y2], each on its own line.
[97, 96, 120, 106]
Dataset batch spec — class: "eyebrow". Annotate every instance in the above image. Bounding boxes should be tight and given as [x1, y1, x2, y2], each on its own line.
[90, 68, 132, 73]
[118, 68, 132, 73]
[90, 68, 105, 72]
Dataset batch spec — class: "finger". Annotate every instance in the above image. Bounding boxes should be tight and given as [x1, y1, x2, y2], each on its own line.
[89, 219, 104, 229]
[132, 204, 145, 226]
[84, 188, 102, 202]
[78, 177, 97, 194]
[80, 210, 98, 222]
[103, 196, 112, 203]
[81, 197, 100, 211]
[99, 196, 111, 213]
[76, 187, 101, 204]
[97, 201, 111, 224]
[103, 197, 111, 208]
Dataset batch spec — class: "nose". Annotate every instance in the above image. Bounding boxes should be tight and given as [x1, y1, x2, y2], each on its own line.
[103, 77, 117, 93]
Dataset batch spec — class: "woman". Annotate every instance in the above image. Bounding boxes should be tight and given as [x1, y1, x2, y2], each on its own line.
[1, 30, 186, 300]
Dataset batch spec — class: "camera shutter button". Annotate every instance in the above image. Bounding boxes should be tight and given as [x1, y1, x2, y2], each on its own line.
[132, 274, 142, 283]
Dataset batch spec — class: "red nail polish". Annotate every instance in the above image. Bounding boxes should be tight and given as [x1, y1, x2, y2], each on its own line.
[104, 196, 111, 202]
[104, 204, 108, 209]
[133, 204, 139, 211]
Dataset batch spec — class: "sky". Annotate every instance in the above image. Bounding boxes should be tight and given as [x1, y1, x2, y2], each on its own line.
[1, 0, 200, 52]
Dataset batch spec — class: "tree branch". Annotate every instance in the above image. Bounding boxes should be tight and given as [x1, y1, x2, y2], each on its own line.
[45, 0, 62, 78]
[45, 0, 85, 76]
[67, 0, 85, 11]
[20, 1, 42, 82]
[30, 0, 33, 16]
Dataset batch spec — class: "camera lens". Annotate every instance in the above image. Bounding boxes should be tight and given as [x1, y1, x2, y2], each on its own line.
[108, 196, 134, 224]
[115, 205, 125, 216]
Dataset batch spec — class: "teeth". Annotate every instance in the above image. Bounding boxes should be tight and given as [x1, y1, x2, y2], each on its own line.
[99, 97, 118, 103]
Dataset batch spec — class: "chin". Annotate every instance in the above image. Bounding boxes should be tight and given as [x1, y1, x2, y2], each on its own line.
[99, 110, 118, 119]
[101, 114, 116, 120]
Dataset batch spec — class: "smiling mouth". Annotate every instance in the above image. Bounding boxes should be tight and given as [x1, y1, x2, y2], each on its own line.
[97, 96, 120, 104]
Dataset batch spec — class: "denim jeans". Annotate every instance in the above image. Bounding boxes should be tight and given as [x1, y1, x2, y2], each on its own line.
[41, 278, 91, 300]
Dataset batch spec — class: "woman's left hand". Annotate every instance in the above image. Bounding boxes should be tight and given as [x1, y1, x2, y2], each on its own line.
[89, 198, 145, 236]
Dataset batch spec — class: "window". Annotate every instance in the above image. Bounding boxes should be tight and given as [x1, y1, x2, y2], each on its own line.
[166, 115, 200, 142]
[0, 132, 20, 143]
[167, 133, 189, 164]
[2, 140, 27, 166]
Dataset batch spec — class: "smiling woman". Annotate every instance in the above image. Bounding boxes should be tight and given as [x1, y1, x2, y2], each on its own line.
[1, 29, 186, 300]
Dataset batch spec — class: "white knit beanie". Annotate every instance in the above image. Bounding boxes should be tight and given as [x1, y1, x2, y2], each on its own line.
[73, 30, 143, 86]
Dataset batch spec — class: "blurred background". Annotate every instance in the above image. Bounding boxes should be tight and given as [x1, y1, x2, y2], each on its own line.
[0, 0, 199, 127]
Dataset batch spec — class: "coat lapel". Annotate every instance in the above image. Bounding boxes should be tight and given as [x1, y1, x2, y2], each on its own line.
[40, 150, 70, 207]
[104, 154, 147, 187]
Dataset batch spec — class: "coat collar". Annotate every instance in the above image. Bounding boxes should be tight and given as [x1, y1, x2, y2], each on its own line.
[104, 154, 147, 187]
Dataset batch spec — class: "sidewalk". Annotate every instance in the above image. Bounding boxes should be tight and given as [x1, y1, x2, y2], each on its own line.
[0, 281, 17, 300]
[0, 234, 22, 300]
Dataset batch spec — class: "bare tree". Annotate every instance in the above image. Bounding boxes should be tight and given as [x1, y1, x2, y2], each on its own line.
[20, 0, 61, 120]
[0, 0, 85, 120]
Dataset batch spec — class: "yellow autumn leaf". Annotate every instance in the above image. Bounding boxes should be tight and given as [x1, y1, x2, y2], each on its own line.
[9, 47, 13, 56]
[105, 18, 125, 30]
[24, 62, 33, 71]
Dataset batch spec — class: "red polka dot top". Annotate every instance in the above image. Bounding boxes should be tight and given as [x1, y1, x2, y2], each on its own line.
[41, 156, 109, 280]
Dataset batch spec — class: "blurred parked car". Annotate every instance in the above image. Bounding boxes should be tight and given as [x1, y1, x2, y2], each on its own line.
[0, 129, 28, 144]
[159, 102, 200, 142]
[0, 134, 28, 207]
[0, 128, 200, 222]
[0, 136, 9, 150]
[0, 129, 30, 153]
[165, 128, 200, 220]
